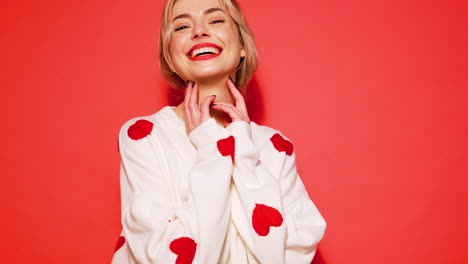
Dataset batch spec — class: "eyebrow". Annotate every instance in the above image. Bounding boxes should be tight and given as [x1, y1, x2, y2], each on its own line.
[172, 7, 225, 22]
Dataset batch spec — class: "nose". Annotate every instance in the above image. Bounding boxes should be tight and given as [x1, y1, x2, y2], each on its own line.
[191, 22, 210, 40]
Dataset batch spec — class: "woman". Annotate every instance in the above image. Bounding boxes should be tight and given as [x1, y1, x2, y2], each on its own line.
[111, 0, 326, 263]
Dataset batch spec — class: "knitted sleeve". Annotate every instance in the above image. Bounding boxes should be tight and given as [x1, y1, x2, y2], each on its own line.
[112, 117, 233, 264]
[227, 121, 327, 264]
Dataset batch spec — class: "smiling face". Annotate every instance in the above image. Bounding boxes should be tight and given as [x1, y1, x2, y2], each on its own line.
[169, 0, 245, 83]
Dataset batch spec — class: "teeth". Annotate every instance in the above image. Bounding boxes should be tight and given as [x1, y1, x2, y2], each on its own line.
[191, 47, 221, 57]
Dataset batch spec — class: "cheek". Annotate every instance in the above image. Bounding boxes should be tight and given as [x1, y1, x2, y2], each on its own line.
[227, 30, 243, 54]
[169, 35, 185, 57]
[223, 29, 239, 45]
[216, 31, 241, 55]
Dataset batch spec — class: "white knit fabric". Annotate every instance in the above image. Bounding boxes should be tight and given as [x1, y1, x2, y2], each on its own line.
[111, 106, 326, 264]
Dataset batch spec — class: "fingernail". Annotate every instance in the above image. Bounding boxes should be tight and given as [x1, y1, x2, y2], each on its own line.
[211, 95, 217, 97]
[192, 81, 196, 86]
[211, 103, 217, 106]
[185, 80, 189, 87]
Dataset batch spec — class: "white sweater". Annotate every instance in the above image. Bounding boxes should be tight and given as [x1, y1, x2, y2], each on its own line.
[111, 106, 326, 264]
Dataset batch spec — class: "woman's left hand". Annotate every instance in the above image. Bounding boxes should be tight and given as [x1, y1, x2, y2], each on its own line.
[212, 78, 251, 124]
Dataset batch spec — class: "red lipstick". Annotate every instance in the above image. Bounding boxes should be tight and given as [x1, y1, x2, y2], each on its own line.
[186, 43, 223, 61]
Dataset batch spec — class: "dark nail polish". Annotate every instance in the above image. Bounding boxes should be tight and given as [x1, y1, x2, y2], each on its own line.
[185, 80, 189, 87]
[211, 103, 217, 106]
[211, 95, 217, 97]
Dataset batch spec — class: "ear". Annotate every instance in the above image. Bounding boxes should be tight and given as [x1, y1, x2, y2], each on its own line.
[240, 49, 246, 58]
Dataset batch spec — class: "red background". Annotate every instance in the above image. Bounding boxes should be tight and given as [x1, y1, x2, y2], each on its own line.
[1, 0, 467, 263]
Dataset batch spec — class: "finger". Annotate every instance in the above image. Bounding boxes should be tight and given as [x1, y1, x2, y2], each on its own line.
[182, 82, 195, 133]
[189, 82, 200, 121]
[212, 102, 246, 122]
[214, 102, 250, 122]
[200, 95, 216, 121]
[189, 82, 199, 109]
[212, 103, 243, 122]
[227, 77, 248, 114]
[183, 81, 193, 120]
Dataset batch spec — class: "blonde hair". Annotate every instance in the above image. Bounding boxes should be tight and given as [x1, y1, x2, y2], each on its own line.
[158, 0, 258, 93]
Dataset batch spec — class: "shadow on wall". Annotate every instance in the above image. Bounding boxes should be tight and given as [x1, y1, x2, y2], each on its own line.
[167, 76, 265, 124]
[311, 249, 325, 264]
[167, 83, 184, 106]
[244, 76, 264, 124]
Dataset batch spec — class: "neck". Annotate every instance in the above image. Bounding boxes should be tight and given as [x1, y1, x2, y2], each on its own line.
[174, 76, 235, 127]
[196, 77, 234, 106]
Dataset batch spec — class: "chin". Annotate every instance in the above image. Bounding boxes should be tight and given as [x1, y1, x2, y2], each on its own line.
[188, 67, 235, 82]
[195, 69, 227, 78]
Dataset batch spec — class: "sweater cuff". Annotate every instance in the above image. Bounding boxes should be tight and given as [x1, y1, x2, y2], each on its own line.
[228, 121, 259, 163]
[189, 118, 229, 148]
[228, 121, 251, 144]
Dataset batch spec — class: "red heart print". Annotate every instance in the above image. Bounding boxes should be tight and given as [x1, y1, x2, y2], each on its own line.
[169, 237, 197, 264]
[127, 119, 154, 140]
[270, 133, 293, 155]
[252, 203, 283, 236]
[217, 136, 235, 163]
[114, 236, 125, 253]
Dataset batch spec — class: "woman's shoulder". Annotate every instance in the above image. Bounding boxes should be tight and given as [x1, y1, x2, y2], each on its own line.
[118, 106, 180, 141]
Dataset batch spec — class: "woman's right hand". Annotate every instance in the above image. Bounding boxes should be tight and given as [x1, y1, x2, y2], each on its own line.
[183, 81, 217, 135]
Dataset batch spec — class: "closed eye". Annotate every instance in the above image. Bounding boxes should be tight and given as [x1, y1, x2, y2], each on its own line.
[211, 19, 225, 24]
[174, 25, 189, 32]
